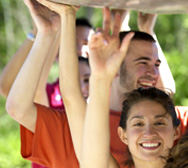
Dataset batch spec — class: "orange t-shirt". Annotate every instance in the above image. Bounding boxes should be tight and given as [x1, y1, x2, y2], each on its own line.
[20, 104, 79, 168]
[20, 104, 188, 168]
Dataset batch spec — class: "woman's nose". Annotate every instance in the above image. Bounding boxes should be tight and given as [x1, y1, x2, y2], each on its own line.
[143, 125, 157, 138]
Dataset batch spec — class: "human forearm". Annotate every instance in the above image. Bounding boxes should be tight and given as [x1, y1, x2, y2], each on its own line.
[6, 32, 56, 132]
[35, 0, 82, 102]
[59, 9, 87, 161]
[59, 11, 82, 98]
[0, 38, 35, 98]
[81, 76, 111, 168]
[34, 31, 60, 106]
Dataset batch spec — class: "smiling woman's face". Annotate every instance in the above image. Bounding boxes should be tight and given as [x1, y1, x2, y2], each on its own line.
[123, 100, 179, 163]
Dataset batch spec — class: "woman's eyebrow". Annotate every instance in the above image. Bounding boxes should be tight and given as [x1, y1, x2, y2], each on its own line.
[130, 115, 144, 121]
[129, 114, 168, 121]
[155, 114, 168, 119]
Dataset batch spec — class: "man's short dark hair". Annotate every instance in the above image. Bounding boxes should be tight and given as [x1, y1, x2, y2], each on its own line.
[76, 18, 93, 29]
[119, 31, 156, 43]
[78, 56, 89, 66]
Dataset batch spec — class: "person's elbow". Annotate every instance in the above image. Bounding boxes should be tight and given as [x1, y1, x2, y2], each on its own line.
[0, 81, 9, 98]
[6, 94, 23, 122]
[6, 95, 16, 118]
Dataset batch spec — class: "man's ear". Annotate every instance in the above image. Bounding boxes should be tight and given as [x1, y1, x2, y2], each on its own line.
[174, 124, 181, 141]
[117, 126, 128, 145]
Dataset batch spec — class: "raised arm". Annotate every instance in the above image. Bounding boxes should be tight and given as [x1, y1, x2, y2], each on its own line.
[59, 4, 87, 161]
[80, 8, 134, 168]
[0, 20, 37, 98]
[6, 0, 60, 132]
[137, 12, 176, 94]
[36, 0, 87, 161]
[0, 0, 60, 107]
[34, 30, 60, 106]
[110, 9, 130, 31]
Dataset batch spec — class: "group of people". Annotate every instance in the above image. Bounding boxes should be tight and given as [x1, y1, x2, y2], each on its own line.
[0, 0, 188, 168]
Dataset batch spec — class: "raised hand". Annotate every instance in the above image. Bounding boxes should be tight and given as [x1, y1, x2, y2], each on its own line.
[137, 12, 157, 35]
[89, 7, 134, 82]
[110, 8, 130, 31]
[24, 0, 61, 33]
[36, 0, 79, 17]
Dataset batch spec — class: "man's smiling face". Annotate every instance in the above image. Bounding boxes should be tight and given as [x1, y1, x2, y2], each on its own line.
[119, 40, 161, 92]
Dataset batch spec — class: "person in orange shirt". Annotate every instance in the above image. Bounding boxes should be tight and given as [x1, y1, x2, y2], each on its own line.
[0, 0, 92, 167]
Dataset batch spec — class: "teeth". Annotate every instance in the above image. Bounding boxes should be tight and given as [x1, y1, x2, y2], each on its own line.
[140, 82, 153, 87]
[142, 143, 159, 148]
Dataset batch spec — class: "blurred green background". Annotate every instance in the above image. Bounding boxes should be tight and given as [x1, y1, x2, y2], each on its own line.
[0, 0, 188, 167]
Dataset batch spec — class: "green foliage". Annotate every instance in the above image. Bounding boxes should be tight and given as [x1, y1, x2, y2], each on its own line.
[0, 0, 32, 68]
[155, 14, 188, 106]
[165, 49, 188, 105]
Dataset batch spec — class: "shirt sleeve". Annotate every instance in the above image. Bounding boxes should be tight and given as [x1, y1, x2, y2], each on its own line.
[20, 104, 78, 168]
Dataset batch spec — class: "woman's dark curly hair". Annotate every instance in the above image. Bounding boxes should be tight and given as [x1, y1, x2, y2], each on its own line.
[165, 131, 188, 168]
[119, 87, 180, 167]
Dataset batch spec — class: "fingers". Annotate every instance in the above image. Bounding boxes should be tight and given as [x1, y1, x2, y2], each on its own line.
[24, 0, 42, 19]
[120, 9, 129, 22]
[36, 0, 65, 13]
[36, 0, 57, 11]
[138, 12, 157, 20]
[95, 27, 109, 45]
[103, 7, 111, 35]
[137, 12, 158, 35]
[111, 9, 128, 17]
[138, 11, 143, 17]
[119, 32, 134, 58]
[36, 0, 79, 15]
[89, 32, 108, 49]
[111, 9, 129, 24]
[112, 12, 121, 37]
[103, 7, 123, 38]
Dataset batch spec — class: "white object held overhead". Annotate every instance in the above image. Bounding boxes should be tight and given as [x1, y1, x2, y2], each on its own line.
[47, 0, 188, 14]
